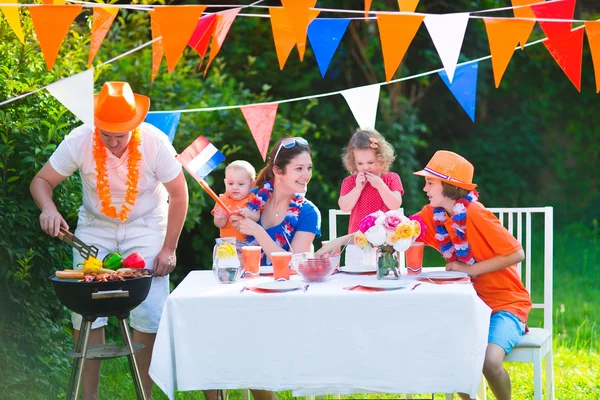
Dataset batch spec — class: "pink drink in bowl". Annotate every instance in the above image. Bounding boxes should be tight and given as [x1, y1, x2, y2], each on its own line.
[271, 252, 292, 281]
[405, 242, 425, 275]
[242, 246, 261, 279]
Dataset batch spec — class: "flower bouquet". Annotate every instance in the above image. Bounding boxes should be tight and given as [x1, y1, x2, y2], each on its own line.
[354, 210, 425, 279]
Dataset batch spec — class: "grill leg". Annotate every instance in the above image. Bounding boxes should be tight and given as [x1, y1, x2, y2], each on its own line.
[119, 318, 147, 400]
[67, 319, 92, 400]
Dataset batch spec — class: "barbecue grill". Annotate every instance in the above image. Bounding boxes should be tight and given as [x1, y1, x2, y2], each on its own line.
[50, 272, 153, 400]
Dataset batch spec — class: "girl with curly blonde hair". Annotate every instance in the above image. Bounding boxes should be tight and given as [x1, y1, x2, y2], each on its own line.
[339, 128, 404, 233]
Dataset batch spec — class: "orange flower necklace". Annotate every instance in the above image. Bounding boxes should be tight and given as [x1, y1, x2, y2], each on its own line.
[93, 127, 142, 222]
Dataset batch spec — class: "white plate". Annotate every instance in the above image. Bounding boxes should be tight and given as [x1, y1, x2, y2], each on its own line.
[253, 280, 303, 292]
[339, 265, 377, 274]
[358, 280, 413, 290]
[259, 266, 273, 275]
[419, 271, 469, 280]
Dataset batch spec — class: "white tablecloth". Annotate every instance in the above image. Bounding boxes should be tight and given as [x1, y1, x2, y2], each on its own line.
[150, 271, 491, 399]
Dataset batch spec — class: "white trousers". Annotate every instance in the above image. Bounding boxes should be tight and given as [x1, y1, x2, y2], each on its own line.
[71, 212, 169, 333]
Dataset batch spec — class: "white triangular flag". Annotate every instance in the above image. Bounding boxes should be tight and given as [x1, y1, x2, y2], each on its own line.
[424, 13, 470, 83]
[46, 69, 95, 127]
[341, 84, 381, 129]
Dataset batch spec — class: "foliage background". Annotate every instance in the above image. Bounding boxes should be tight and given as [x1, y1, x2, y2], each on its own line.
[0, 1, 598, 398]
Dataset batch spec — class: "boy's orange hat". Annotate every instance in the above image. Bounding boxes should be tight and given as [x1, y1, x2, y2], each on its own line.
[414, 150, 477, 190]
[94, 81, 150, 133]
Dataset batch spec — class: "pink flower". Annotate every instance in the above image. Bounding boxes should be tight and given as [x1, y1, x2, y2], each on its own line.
[409, 215, 427, 241]
[383, 215, 402, 231]
[359, 215, 378, 233]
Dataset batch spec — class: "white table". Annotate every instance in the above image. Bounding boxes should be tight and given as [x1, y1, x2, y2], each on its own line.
[150, 271, 491, 399]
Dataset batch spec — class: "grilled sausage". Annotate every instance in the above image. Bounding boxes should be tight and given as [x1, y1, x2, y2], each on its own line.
[56, 270, 85, 279]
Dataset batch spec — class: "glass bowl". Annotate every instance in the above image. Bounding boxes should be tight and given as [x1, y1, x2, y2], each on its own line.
[292, 253, 340, 282]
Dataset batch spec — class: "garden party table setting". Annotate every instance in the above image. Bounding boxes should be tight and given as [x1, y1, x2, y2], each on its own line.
[149, 238, 492, 400]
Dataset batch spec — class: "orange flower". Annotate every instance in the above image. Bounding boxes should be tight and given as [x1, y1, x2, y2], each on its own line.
[411, 220, 421, 238]
[93, 128, 141, 222]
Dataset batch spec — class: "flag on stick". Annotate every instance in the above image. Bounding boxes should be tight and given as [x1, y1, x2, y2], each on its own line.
[177, 136, 232, 215]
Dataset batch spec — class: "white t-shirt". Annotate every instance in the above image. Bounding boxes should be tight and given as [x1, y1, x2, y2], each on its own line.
[50, 122, 182, 223]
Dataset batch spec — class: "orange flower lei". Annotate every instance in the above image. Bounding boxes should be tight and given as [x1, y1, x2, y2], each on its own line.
[93, 127, 142, 222]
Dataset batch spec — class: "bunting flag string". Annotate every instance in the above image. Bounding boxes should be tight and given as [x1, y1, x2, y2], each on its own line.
[204, 8, 241, 75]
[88, 6, 118, 67]
[46, 69, 94, 126]
[424, 13, 470, 84]
[438, 62, 479, 122]
[341, 84, 381, 129]
[377, 13, 424, 82]
[240, 103, 279, 161]
[585, 21, 600, 93]
[28, 4, 83, 70]
[144, 112, 181, 143]
[307, 18, 351, 78]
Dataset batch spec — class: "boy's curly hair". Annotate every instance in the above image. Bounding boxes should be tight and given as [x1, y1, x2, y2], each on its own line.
[342, 128, 395, 174]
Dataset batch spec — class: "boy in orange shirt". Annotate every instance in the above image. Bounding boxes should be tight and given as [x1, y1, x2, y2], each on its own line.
[213, 160, 260, 242]
[319, 150, 531, 400]
[412, 150, 531, 400]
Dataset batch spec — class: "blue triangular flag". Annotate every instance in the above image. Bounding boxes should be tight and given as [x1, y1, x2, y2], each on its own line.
[438, 62, 478, 122]
[145, 112, 182, 143]
[307, 18, 351, 78]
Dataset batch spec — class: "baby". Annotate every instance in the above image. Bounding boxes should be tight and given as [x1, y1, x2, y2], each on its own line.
[213, 160, 260, 242]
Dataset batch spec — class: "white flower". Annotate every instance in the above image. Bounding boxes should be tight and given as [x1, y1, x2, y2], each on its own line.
[433, 211, 446, 222]
[365, 225, 387, 246]
[453, 203, 467, 215]
[393, 238, 412, 252]
[455, 242, 469, 251]
[386, 209, 405, 219]
[375, 214, 386, 226]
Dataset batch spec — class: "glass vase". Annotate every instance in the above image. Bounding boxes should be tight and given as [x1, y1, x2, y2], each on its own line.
[376, 247, 400, 280]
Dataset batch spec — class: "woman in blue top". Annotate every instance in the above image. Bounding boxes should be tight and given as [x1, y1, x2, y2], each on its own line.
[231, 137, 321, 265]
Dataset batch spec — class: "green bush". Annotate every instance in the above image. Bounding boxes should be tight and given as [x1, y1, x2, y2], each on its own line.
[0, 13, 88, 398]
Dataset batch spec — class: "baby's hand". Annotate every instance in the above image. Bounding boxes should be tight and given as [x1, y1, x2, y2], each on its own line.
[214, 206, 229, 220]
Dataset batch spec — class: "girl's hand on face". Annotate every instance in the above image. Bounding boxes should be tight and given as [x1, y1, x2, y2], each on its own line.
[356, 172, 367, 190]
[365, 172, 385, 190]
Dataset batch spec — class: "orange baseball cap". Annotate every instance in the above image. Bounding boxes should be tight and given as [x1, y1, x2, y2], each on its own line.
[413, 150, 477, 190]
[94, 81, 150, 133]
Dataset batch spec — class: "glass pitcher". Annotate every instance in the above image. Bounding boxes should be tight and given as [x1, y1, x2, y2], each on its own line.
[212, 237, 243, 284]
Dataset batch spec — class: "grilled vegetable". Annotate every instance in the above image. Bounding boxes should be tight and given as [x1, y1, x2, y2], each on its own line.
[102, 252, 123, 270]
[123, 252, 145, 269]
[78, 256, 103, 274]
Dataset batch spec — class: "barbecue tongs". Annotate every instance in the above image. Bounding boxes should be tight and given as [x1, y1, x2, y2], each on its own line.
[57, 227, 99, 260]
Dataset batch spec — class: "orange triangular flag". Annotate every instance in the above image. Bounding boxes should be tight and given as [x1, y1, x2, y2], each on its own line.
[281, 0, 318, 61]
[377, 14, 424, 82]
[484, 18, 534, 88]
[152, 5, 206, 74]
[585, 22, 600, 93]
[241, 104, 279, 161]
[511, 0, 540, 49]
[365, 0, 372, 18]
[1, 0, 25, 44]
[149, 11, 164, 82]
[269, 7, 296, 70]
[269, 7, 319, 70]
[88, 7, 118, 67]
[398, 0, 419, 13]
[28, 5, 83, 70]
[204, 8, 241, 75]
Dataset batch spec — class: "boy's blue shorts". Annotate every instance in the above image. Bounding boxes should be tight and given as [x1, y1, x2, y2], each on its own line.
[488, 310, 526, 354]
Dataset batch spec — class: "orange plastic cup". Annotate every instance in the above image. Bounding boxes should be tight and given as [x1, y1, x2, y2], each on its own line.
[242, 246, 262, 279]
[406, 242, 425, 275]
[271, 252, 292, 281]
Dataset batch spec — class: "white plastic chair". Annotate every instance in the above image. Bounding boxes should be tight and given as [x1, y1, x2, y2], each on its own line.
[446, 207, 554, 400]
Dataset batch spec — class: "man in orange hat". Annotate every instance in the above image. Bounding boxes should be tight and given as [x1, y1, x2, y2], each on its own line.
[411, 150, 531, 400]
[30, 81, 189, 399]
